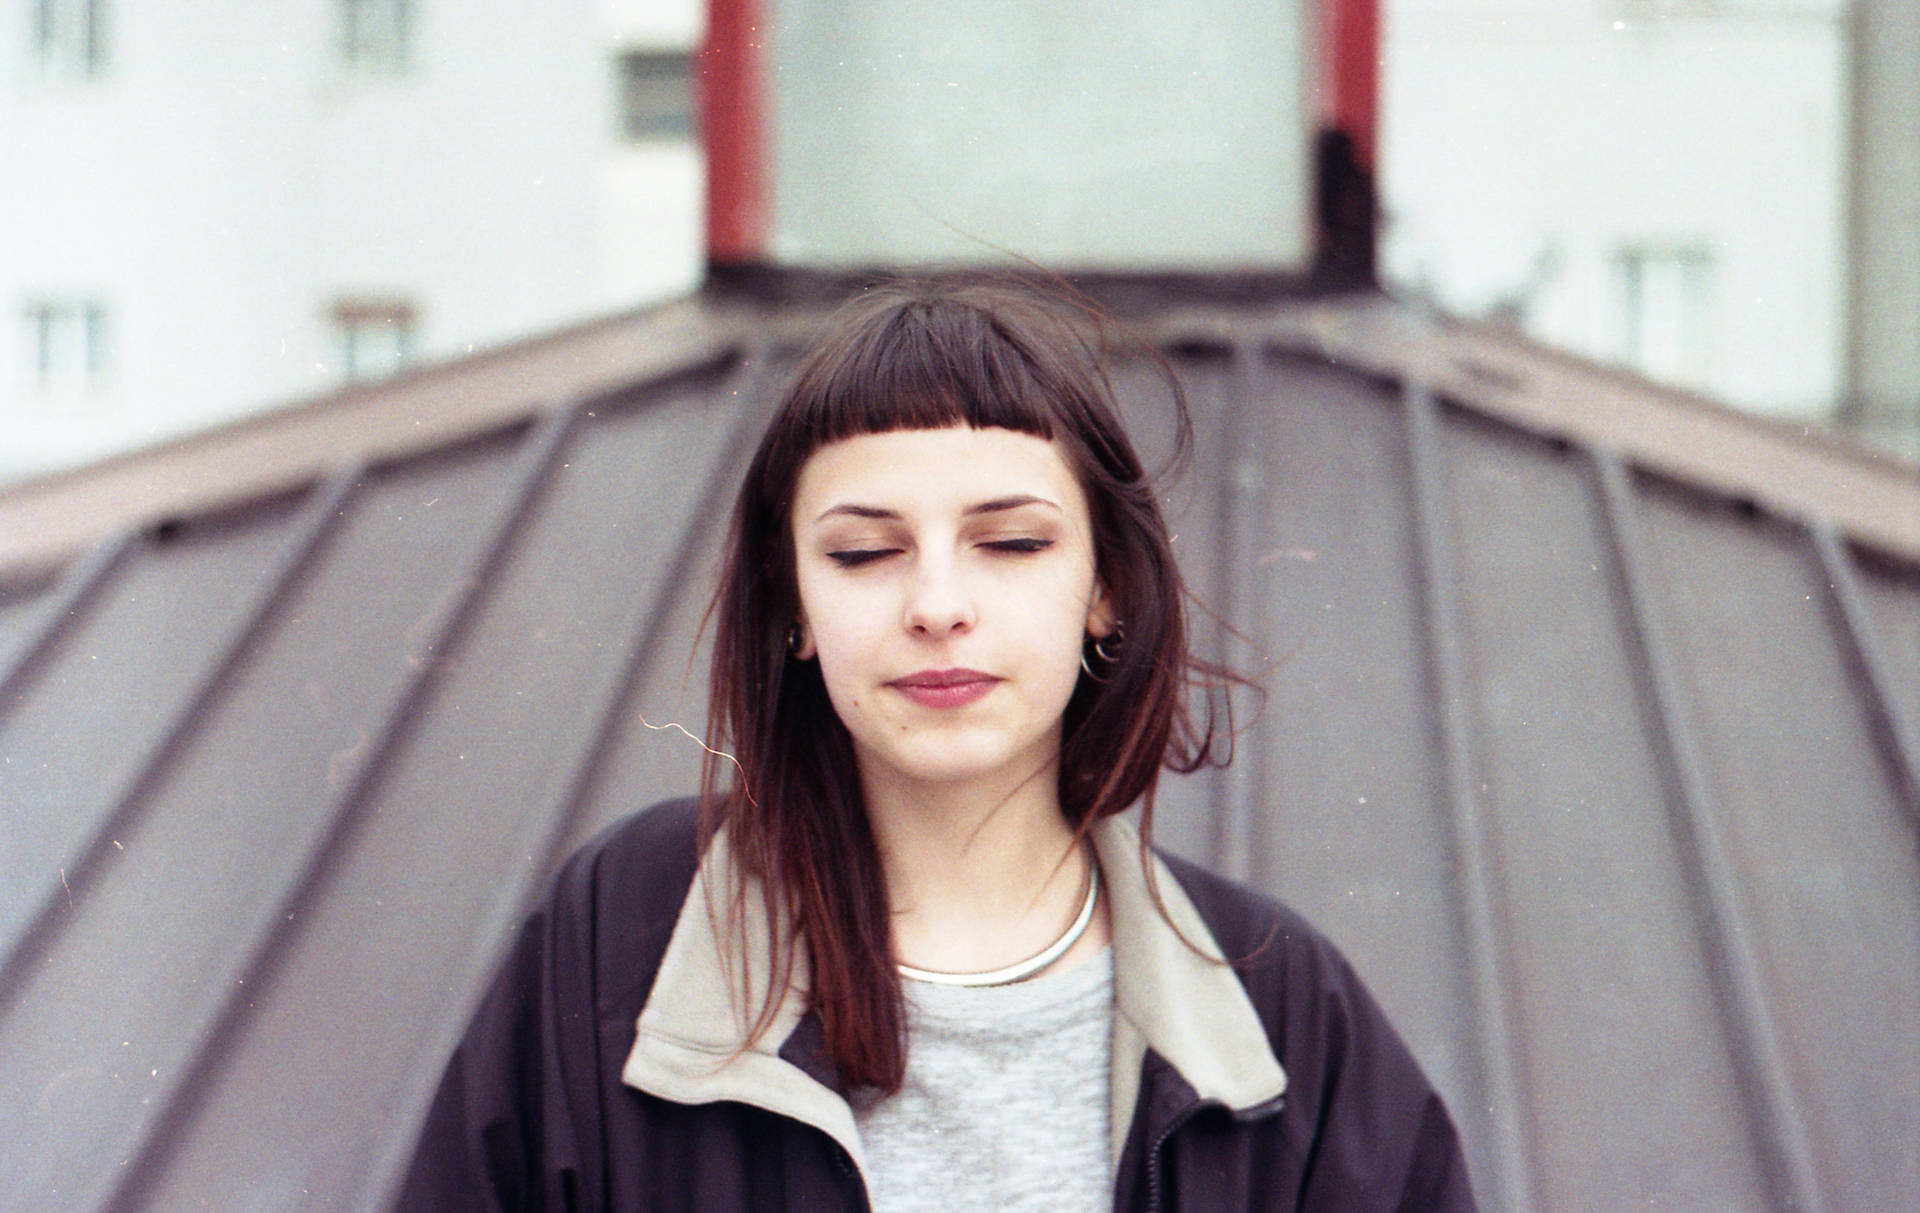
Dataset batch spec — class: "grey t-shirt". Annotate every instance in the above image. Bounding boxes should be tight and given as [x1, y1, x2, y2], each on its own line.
[854, 950, 1115, 1213]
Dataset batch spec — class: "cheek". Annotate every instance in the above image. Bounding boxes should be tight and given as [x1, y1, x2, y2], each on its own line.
[1020, 578, 1099, 685]
[1037, 568, 1101, 642]
[807, 623, 869, 711]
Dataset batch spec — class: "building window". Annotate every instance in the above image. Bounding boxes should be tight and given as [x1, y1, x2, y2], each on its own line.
[32, 0, 106, 78]
[615, 49, 694, 141]
[341, 0, 412, 75]
[1615, 244, 1713, 388]
[25, 300, 108, 393]
[333, 300, 414, 383]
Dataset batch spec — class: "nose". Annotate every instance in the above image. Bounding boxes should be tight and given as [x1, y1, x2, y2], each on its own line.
[903, 555, 975, 639]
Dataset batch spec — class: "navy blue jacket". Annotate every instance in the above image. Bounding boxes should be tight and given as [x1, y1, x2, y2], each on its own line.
[396, 799, 1476, 1211]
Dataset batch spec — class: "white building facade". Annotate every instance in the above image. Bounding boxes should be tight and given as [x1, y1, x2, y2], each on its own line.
[1380, 0, 1852, 423]
[3, 0, 704, 484]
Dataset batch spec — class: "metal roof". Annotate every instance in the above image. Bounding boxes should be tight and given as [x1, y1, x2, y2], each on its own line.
[1, 285, 1915, 1212]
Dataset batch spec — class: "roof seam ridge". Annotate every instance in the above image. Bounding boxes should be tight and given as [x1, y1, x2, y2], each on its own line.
[94, 409, 578, 1212]
[358, 351, 780, 1210]
[0, 527, 134, 719]
[1592, 450, 1831, 1213]
[1214, 340, 1274, 878]
[1809, 523, 1920, 835]
[1402, 379, 1541, 1213]
[0, 467, 362, 1028]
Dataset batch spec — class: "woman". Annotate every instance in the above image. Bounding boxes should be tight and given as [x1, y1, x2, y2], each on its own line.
[398, 279, 1476, 1211]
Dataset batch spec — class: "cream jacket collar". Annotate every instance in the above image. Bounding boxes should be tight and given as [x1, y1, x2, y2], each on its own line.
[621, 815, 1287, 1173]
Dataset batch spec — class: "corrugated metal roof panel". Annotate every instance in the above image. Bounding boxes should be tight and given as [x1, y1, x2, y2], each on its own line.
[1632, 474, 1920, 1206]
[115, 360, 763, 1212]
[1852, 546, 1920, 752]
[1434, 410, 1764, 1209]
[0, 287, 1915, 1211]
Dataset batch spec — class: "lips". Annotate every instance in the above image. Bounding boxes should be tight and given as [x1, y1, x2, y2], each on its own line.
[888, 668, 1000, 709]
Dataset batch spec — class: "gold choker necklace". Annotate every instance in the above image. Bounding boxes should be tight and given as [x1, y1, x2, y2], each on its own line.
[896, 859, 1100, 988]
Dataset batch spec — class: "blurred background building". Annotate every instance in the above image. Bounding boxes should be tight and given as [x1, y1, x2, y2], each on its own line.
[1380, 0, 1919, 459]
[5, 0, 1914, 484]
[4, 0, 704, 481]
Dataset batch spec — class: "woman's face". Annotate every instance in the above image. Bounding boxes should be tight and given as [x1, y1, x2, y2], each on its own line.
[790, 425, 1114, 800]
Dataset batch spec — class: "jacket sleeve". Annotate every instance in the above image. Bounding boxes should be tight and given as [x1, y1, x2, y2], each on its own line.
[391, 850, 606, 1212]
[1395, 1091, 1476, 1212]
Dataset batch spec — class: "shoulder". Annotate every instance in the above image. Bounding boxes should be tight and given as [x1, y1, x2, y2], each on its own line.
[1152, 849, 1358, 1014]
[539, 797, 706, 1009]
[1148, 854, 1415, 1090]
[1155, 854, 1478, 1208]
[554, 795, 703, 907]
[394, 798, 712, 1209]
[1152, 851, 1318, 963]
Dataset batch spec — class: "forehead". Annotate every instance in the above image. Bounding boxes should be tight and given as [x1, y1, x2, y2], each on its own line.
[792, 426, 1087, 520]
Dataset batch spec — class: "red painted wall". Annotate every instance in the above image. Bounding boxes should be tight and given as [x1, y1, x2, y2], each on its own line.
[1319, 0, 1378, 169]
[699, 0, 765, 264]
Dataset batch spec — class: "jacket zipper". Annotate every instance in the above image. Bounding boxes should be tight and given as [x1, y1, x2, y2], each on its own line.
[1142, 1099, 1210, 1213]
[832, 1141, 873, 1212]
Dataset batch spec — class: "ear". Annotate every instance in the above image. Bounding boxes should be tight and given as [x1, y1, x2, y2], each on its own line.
[1085, 581, 1117, 640]
[791, 614, 816, 661]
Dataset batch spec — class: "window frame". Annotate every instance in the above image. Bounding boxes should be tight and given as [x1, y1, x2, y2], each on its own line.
[331, 299, 416, 385]
[340, 0, 414, 77]
[24, 298, 109, 395]
[614, 47, 696, 143]
[31, 0, 106, 79]
[1614, 241, 1715, 389]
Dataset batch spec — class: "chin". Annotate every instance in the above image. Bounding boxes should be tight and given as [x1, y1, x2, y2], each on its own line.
[883, 754, 1009, 788]
[859, 735, 1054, 793]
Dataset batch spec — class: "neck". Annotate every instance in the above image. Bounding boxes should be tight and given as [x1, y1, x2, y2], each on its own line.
[860, 760, 1108, 977]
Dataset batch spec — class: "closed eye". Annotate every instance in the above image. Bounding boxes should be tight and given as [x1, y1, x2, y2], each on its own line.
[983, 537, 1054, 554]
[826, 548, 900, 568]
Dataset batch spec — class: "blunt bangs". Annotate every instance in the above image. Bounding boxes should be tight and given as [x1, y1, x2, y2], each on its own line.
[783, 287, 1112, 453]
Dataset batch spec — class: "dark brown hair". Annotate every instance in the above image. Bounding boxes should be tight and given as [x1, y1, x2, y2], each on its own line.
[700, 275, 1230, 1093]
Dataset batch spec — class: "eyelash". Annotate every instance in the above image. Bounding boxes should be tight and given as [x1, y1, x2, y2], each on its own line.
[826, 548, 898, 568]
[824, 538, 1054, 567]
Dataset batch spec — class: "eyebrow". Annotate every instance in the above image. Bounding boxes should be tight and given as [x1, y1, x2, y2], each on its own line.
[813, 495, 1062, 524]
